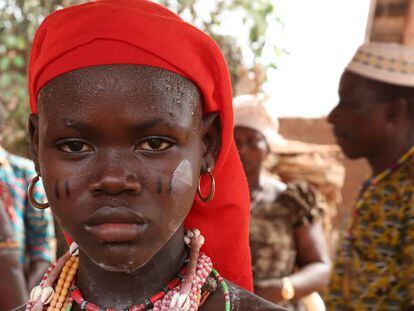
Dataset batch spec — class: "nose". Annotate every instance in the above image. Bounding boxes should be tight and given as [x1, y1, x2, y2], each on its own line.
[89, 167, 142, 196]
[327, 104, 339, 124]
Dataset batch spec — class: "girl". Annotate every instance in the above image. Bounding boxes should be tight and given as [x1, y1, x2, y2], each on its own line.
[25, 0, 282, 310]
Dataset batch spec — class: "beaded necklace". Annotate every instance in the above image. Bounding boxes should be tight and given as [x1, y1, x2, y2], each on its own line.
[341, 145, 414, 300]
[69, 265, 188, 311]
[27, 229, 231, 311]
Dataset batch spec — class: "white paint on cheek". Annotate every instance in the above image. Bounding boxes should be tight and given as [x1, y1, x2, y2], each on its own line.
[171, 159, 193, 193]
[167, 160, 194, 232]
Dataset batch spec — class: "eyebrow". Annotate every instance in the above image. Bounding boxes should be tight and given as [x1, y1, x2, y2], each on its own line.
[60, 117, 182, 131]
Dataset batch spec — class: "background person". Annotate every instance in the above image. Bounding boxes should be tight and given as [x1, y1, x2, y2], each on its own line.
[0, 181, 28, 310]
[0, 104, 55, 292]
[327, 42, 414, 310]
[234, 95, 331, 310]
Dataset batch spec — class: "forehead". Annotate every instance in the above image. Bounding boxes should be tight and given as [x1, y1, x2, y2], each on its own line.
[339, 71, 383, 102]
[234, 126, 266, 141]
[37, 65, 202, 126]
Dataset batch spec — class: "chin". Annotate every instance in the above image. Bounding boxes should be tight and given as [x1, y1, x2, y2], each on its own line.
[335, 141, 364, 160]
[87, 245, 155, 274]
[340, 147, 365, 160]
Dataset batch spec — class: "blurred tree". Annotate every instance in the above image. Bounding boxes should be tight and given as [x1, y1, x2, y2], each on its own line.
[157, 0, 283, 92]
[0, 0, 86, 155]
[0, 0, 283, 154]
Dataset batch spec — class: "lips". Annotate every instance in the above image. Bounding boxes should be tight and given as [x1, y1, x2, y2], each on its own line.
[85, 206, 147, 243]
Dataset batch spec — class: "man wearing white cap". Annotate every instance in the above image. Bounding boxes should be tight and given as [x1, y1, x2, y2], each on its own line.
[327, 42, 414, 309]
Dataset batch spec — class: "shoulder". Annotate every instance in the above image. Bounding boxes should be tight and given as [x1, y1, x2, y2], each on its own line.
[259, 173, 287, 203]
[201, 281, 286, 311]
[276, 180, 324, 223]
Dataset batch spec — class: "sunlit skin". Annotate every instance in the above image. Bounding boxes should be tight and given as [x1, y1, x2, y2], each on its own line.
[28, 65, 280, 310]
[328, 71, 414, 175]
[234, 126, 331, 303]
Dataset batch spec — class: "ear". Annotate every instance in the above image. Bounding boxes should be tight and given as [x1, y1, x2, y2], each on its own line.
[387, 97, 408, 123]
[28, 114, 41, 175]
[201, 112, 221, 171]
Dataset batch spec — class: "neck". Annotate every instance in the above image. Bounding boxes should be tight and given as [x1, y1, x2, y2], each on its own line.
[76, 227, 186, 309]
[367, 136, 414, 176]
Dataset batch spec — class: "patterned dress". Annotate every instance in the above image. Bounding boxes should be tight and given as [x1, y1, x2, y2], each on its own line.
[250, 174, 324, 310]
[327, 154, 414, 310]
[0, 147, 55, 264]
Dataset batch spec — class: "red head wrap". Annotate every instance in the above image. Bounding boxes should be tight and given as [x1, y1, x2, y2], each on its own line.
[29, 0, 252, 290]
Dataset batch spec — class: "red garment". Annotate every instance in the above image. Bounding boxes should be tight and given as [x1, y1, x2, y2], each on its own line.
[29, 0, 252, 290]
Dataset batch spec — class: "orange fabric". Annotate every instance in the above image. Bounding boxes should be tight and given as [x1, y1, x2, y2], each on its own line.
[28, 0, 253, 290]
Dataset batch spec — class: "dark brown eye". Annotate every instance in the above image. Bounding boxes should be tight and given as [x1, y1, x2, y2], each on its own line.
[138, 137, 173, 151]
[59, 141, 92, 153]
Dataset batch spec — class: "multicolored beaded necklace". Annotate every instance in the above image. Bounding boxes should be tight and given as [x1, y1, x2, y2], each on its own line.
[26, 229, 231, 311]
[341, 145, 414, 299]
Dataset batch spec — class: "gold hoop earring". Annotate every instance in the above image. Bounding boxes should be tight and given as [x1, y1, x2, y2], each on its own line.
[197, 168, 215, 203]
[28, 175, 49, 209]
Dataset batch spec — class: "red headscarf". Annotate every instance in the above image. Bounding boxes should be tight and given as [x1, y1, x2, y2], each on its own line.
[28, 0, 253, 290]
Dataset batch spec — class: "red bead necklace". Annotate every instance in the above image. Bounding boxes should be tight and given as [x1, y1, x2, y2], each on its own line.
[70, 267, 187, 311]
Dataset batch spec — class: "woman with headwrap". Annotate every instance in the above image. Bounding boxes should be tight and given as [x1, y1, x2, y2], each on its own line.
[23, 0, 283, 310]
[233, 95, 331, 310]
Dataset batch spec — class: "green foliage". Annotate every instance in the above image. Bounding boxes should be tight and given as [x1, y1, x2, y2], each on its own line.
[0, 0, 283, 154]
[156, 0, 283, 87]
[0, 0, 87, 155]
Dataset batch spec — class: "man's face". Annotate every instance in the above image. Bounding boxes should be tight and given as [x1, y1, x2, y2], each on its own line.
[328, 71, 389, 159]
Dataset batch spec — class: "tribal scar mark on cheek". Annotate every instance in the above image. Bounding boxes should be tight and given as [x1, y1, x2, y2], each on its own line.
[64, 180, 71, 197]
[54, 180, 60, 199]
[156, 177, 162, 194]
[54, 180, 71, 199]
[168, 178, 173, 194]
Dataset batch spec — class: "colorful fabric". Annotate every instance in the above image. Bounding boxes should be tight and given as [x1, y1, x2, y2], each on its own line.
[327, 152, 414, 310]
[28, 0, 252, 290]
[347, 42, 414, 87]
[0, 148, 54, 264]
[250, 175, 323, 310]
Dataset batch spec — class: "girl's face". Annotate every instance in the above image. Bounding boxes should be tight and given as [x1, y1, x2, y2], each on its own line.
[29, 65, 214, 272]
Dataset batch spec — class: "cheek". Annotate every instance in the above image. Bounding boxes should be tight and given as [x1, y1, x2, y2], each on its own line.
[170, 159, 194, 195]
[248, 144, 267, 164]
[39, 157, 89, 231]
[43, 175, 82, 232]
[355, 113, 387, 141]
[166, 159, 196, 229]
